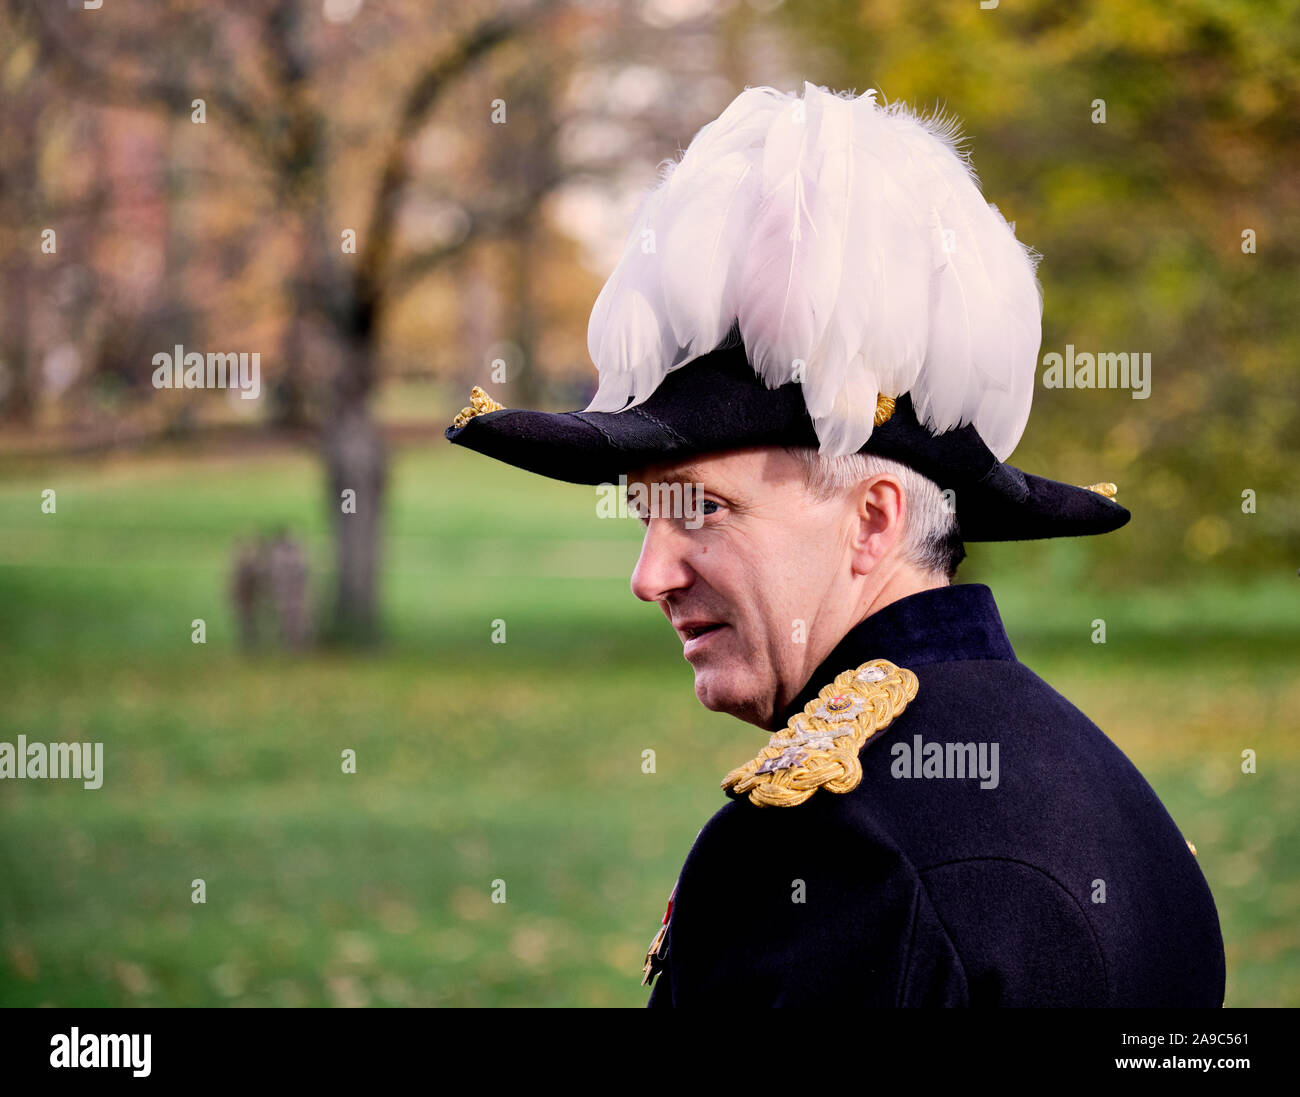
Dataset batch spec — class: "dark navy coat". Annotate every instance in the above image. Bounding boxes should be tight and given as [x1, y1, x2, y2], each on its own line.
[646, 583, 1226, 1007]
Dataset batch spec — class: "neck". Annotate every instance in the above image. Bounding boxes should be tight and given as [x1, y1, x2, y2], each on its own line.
[766, 565, 948, 731]
[859, 563, 949, 622]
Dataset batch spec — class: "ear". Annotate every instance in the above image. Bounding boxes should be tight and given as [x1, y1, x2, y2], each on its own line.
[848, 474, 907, 577]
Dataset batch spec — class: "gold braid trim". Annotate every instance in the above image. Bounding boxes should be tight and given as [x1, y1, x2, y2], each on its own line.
[451, 386, 505, 429]
[874, 394, 896, 427]
[722, 658, 918, 808]
[1081, 482, 1118, 499]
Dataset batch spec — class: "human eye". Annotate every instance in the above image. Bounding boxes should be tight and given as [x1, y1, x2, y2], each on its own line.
[681, 495, 725, 527]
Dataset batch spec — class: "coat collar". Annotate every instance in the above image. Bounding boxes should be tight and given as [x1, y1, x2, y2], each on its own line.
[778, 583, 1016, 727]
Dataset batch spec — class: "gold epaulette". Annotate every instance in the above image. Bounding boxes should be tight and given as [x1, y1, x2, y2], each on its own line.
[722, 658, 918, 808]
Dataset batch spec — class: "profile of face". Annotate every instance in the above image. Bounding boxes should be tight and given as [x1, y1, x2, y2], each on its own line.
[627, 447, 912, 731]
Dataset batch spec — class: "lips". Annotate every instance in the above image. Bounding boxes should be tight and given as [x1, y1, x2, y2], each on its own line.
[676, 620, 726, 642]
[675, 619, 730, 660]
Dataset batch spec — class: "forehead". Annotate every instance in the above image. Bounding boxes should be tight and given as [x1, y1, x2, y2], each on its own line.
[626, 447, 796, 487]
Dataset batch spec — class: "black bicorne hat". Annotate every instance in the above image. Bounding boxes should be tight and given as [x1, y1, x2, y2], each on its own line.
[446, 83, 1129, 542]
[444, 339, 1128, 542]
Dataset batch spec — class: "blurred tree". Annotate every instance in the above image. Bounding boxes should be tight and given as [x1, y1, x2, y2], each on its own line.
[0, 20, 42, 425]
[0, 2, 62, 425]
[24, 0, 565, 642]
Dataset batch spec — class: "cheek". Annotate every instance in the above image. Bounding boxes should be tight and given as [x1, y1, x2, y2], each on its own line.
[767, 532, 824, 591]
[763, 530, 842, 626]
[700, 518, 839, 631]
[727, 559, 794, 650]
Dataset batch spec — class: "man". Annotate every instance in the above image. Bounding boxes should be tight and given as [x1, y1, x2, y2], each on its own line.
[446, 84, 1226, 1006]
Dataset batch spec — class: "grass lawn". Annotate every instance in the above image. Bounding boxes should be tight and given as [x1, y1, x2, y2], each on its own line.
[0, 442, 1296, 1006]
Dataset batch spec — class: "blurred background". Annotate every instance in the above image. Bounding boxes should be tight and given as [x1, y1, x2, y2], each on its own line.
[0, 0, 1296, 1006]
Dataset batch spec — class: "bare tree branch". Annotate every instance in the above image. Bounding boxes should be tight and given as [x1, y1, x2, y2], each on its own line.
[385, 170, 568, 297]
[355, 0, 561, 323]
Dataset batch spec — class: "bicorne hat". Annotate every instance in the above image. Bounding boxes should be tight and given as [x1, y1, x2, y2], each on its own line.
[446, 82, 1128, 542]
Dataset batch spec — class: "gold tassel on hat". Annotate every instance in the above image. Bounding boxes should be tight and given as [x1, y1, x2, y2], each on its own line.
[451, 386, 505, 430]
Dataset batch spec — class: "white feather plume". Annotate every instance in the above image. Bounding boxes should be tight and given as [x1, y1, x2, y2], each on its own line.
[583, 82, 1043, 461]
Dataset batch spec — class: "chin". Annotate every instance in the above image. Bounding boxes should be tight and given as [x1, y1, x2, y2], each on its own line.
[693, 668, 769, 727]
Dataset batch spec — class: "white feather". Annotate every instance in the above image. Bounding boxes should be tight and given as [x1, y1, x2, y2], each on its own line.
[660, 152, 758, 360]
[583, 168, 681, 411]
[583, 83, 1043, 461]
[735, 87, 840, 392]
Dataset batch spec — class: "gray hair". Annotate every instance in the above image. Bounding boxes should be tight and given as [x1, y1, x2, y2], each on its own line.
[783, 447, 965, 579]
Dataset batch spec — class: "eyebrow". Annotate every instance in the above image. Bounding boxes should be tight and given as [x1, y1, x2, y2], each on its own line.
[647, 465, 706, 485]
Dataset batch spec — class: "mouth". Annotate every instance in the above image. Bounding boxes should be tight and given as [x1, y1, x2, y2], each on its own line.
[677, 620, 729, 658]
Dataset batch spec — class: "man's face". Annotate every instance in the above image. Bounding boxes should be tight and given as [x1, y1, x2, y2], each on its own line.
[627, 447, 863, 730]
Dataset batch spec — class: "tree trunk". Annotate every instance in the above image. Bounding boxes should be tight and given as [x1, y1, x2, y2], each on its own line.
[322, 393, 386, 645]
[508, 218, 541, 408]
[274, 304, 314, 429]
[1, 260, 34, 424]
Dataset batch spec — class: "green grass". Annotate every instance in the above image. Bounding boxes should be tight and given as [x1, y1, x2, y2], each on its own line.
[0, 442, 1296, 1005]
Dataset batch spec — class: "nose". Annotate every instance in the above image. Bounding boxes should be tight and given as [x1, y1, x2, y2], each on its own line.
[630, 517, 695, 603]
